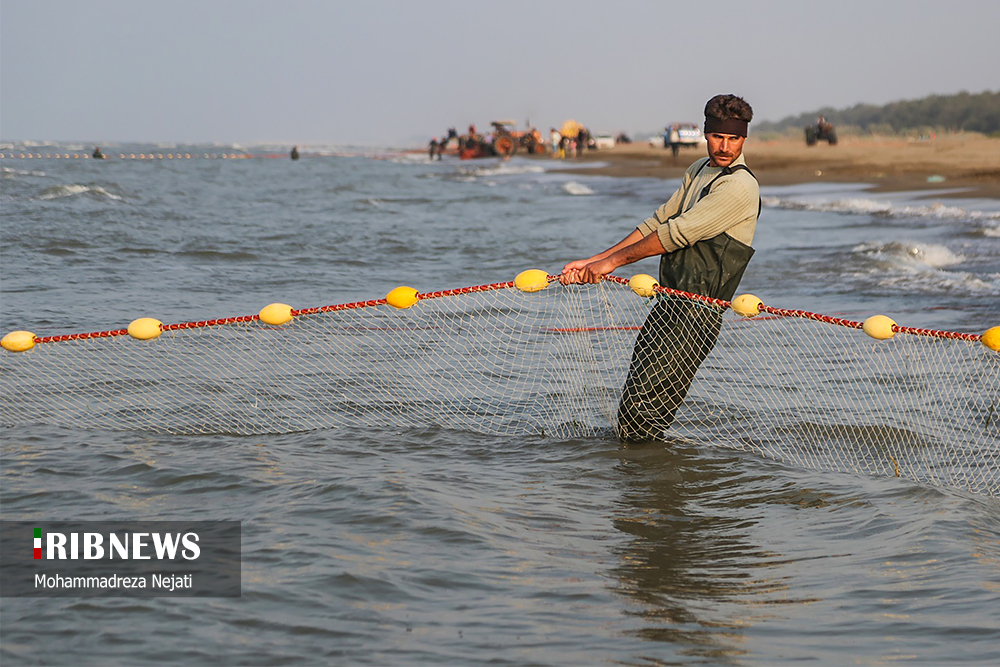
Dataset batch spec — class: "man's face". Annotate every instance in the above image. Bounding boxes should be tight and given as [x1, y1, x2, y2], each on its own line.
[706, 132, 746, 168]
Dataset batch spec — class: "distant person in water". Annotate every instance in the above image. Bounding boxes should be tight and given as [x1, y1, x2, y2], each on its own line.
[290, 146, 300, 161]
[92, 146, 105, 160]
[429, 138, 440, 161]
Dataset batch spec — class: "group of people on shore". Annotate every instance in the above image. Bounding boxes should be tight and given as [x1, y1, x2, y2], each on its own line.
[426, 122, 608, 161]
[429, 124, 552, 161]
[548, 126, 591, 159]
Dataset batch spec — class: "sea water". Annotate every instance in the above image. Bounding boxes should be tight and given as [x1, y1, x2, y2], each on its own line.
[1, 146, 999, 665]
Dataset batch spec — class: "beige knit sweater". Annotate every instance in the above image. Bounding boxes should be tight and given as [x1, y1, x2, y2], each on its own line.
[636, 154, 760, 253]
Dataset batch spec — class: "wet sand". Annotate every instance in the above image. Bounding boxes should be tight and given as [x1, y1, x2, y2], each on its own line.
[556, 133, 1000, 199]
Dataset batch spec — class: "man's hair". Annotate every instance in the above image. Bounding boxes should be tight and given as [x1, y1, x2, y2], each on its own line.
[704, 94, 753, 122]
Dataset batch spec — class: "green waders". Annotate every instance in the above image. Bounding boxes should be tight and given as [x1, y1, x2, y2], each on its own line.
[616, 165, 759, 442]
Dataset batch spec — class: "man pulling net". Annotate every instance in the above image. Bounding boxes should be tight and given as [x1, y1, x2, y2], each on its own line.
[560, 94, 761, 442]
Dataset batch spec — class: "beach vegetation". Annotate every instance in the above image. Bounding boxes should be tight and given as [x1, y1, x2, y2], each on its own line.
[757, 90, 1000, 136]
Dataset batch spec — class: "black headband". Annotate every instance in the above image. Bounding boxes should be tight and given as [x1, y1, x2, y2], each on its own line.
[704, 116, 749, 137]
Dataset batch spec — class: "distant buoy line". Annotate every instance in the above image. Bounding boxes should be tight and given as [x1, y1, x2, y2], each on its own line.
[0, 152, 296, 160]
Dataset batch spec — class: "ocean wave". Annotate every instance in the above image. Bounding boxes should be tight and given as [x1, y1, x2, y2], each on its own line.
[562, 181, 595, 196]
[852, 241, 965, 269]
[457, 162, 546, 178]
[849, 241, 999, 295]
[863, 267, 1000, 296]
[2, 166, 46, 178]
[762, 195, 1000, 221]
[37, 184, 123, 201]
[383, 152, 437, 165]
[973, 221, 1000, 237]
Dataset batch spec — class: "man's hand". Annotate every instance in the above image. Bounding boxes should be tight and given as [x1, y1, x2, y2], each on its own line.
[558, 228, 661, 285]
[561, 258, 592, 274]
[559, 256, 617, 284]
[560, 258, 593, 284]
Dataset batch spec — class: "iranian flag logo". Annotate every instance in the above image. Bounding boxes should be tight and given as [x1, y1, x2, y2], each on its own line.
[34, 527, 41, 559]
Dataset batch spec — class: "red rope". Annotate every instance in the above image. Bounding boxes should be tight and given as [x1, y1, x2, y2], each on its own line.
[754, 305, 986, 341]
[15, 278, 985, 347]
[544, 327, 642, 332]
[892, 325, 980, 342]
[417, 281, 516, 300]
[603, 274, 984, 341]
[35, 329, 129, 344]
[311, 298, 387, 314]
[758, 305, 864, 330]
[600, 275, 732, 309]
[162, 315, 259, 331]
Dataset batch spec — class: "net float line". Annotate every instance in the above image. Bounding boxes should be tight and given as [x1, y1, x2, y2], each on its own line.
[604, 273, 992, 345]
[2, 270, 997, 353]
[2, 270, 996, 496]
[0, 152, 311, 161]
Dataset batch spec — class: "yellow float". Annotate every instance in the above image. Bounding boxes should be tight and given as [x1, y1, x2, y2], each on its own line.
[386, 286, 419, 309]
[259, 303, 293, 325]
[982, 326, 1000, 351]
[732, 294, 763, 317]
[1, 330, 36, 352]
[514, 269, 550, 293]
[628, 274, 659, 298]
[863, 315, 897, 340]
[127, 317, 163, 341]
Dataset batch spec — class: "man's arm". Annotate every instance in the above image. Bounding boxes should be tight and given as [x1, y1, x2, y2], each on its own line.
[560, 229, 665, 284]
[653, 176, 758, 252]
[560, 165, 694, 285]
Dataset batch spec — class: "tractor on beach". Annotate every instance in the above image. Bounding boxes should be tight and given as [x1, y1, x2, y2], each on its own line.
[459, 121, 546, 160]
[806, 116, 838, 146]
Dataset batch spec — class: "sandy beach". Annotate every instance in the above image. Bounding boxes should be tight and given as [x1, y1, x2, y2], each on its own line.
[560, 133, 1000, 199]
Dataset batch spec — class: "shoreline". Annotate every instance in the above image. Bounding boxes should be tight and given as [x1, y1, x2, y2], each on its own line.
[548, 134, 1000, 200]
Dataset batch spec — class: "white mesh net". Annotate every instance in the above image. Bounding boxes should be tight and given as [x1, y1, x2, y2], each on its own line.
[2, 280, 997, 497]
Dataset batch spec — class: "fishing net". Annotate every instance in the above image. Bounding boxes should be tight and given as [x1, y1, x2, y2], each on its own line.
[2, 276, 998, 497]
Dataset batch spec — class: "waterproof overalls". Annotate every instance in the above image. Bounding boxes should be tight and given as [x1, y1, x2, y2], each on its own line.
[617, 163, 760, 441]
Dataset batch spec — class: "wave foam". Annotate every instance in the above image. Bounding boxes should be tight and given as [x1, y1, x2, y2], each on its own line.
[562, 181, 595, 196]
[2, 166, 46, 178]
[457, 162, 546, 178]
[383, 152, 436, 165]
[763, 195, 1000, 221]
[849, 241, 999, 295]
[37, 184, 123, 201]
[975, 221, 1000, 237]
[852, 241, 965, 269]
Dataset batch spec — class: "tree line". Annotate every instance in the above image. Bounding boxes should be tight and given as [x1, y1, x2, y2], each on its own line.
[755, 90, 999, 136]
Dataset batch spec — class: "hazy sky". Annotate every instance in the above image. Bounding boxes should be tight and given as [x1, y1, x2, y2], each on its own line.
[2, 0, 997, 147]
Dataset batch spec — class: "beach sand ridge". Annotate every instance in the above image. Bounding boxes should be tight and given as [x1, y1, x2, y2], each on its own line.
[557, 133, 1000, 199]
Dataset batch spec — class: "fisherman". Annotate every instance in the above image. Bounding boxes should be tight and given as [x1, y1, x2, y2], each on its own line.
[560, 94, 760, 441]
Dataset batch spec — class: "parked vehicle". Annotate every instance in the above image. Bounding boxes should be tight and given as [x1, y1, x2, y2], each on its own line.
[593, 134, 616, 150]
[664, 123, 705, 149]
